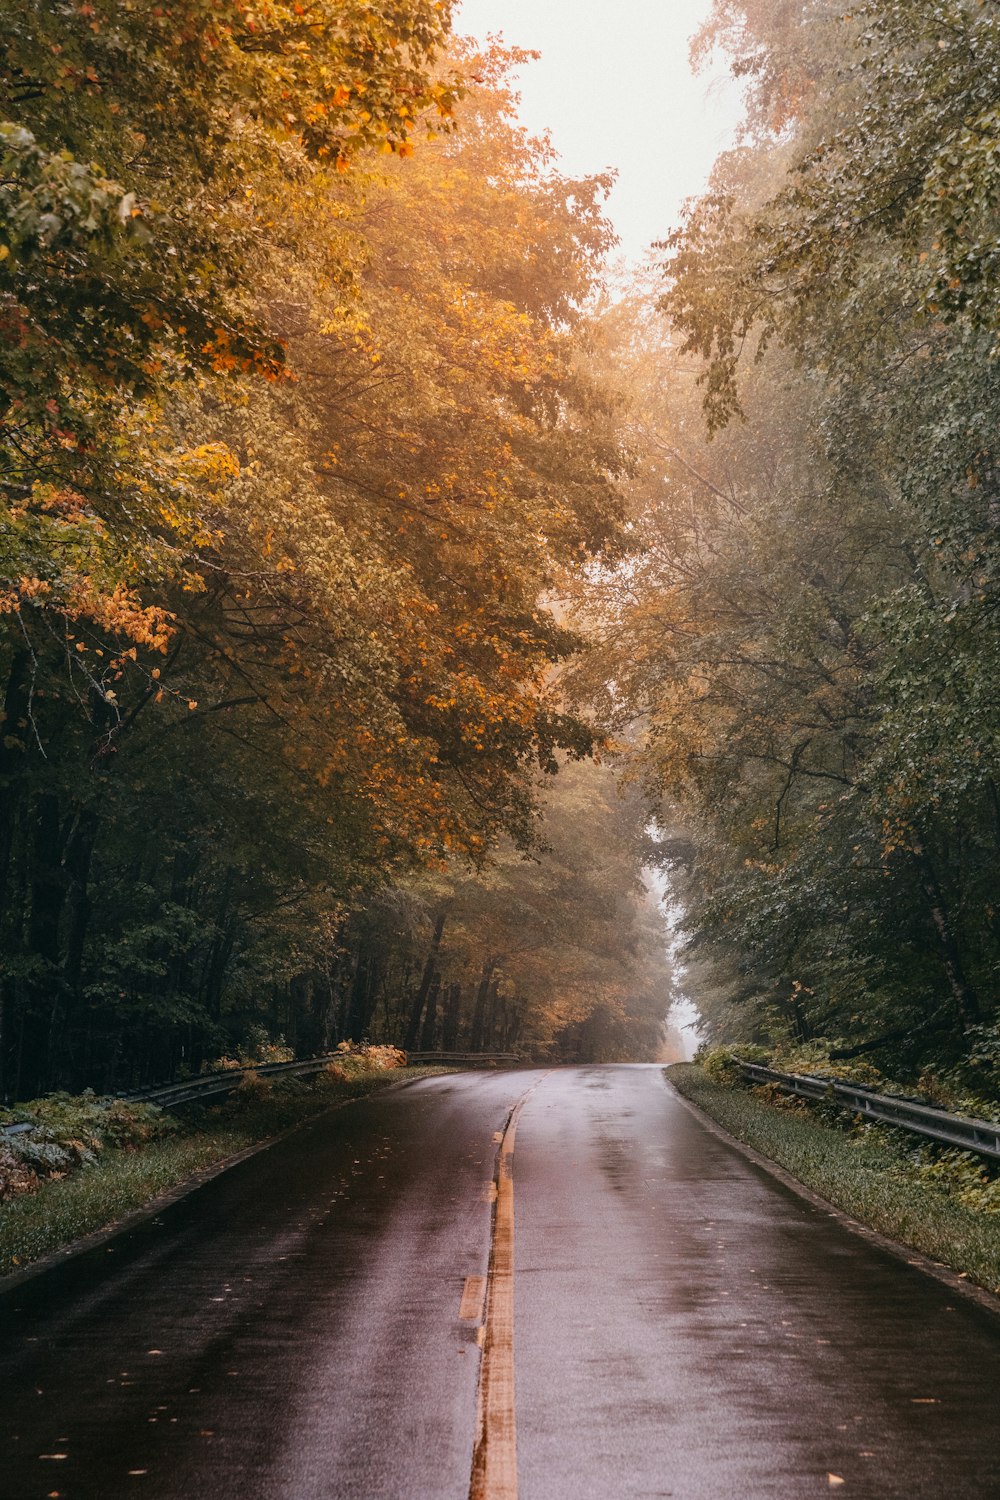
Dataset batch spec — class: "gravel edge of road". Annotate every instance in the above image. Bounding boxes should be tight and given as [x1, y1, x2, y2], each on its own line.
[0, 1069, 450, 1297]
[664, 1070, 1000, 1323]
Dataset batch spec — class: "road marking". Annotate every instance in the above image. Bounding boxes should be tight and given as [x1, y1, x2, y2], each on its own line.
[460, 1276, 487, 1322]
[469, 1076, 548, 1500]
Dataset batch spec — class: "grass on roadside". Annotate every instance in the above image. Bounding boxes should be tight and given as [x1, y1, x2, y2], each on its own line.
[0, 1066, 450, 1277]
[667, 1062, 1000, 1295]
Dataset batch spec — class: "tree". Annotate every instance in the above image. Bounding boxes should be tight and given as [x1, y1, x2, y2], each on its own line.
[330, 758, 672, 1063]
[1, 0, 460, 640]
[0, 28, 636, 1094]
[610, 0, 1000, 1072]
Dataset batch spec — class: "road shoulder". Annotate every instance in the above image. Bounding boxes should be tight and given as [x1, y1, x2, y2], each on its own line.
[665, 1065, 1000, 1322]
[0, 1068, 452, 1293]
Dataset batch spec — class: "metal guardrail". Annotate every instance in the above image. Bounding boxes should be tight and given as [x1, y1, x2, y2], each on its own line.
[120, 1053, 344, 1111]
[735, 1059, 1000, 1160]
[0, 1050, 520, 1135]
[115, 1051, 518, 1110]
[405, 1051, 518, 1065]
[0, 1055, 343, 1134]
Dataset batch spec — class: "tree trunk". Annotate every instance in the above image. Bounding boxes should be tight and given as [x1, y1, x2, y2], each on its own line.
[419, 975, 441, 1051]
[60, 807, 99, 1088]
[62, 809, 98, 995]
[913, 845, 980, 1029]
[483, 977, 500, 1051]
[346, 948, 380, 1041]
[403, 910, 447, 1051]
[0, 650, 30, 932]
[469, 960, 495, 1052]
[24, 792, 65, 1092]
[441, 983, 461, 1051]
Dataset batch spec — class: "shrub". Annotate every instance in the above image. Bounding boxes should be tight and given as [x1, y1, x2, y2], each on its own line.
[770, 1042, 888, 1089]
[254, 1041, 295, 1065]
[321, 1043, 408, 1083]
[228, 1071, 273, 1104]
[0, 1145, 39, 1201]
[11, 1092, 174, 1151]
[698, 1043, 770, 1087]
[750, 1080, 811, 1116]
[14, 1138, 79, 1174]
[204, 1030, 295, 1073]
[0, 1092, 174, 1199]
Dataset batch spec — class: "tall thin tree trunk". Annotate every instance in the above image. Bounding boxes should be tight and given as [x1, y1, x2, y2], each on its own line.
[60, 807, 99, 1089]
[441, 983, 461, 1051]
[26, 793, 65, 1092]
[344, 949, 369, 1041]
[403, 910, 447, 1051]
[913, 844, 980, 1029]
[469, 960, 495, 1052]
[419, 975, 441, 1051]
[0, 650, 30, 933]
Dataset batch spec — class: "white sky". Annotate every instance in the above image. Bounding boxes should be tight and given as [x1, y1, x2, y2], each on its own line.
[455, 0, 745, 263]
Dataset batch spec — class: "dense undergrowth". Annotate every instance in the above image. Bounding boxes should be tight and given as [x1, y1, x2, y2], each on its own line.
[669, 1060, 1000, 1294]
[700, 1037, 1000, 1121]
[0, 1053, 436, 1277]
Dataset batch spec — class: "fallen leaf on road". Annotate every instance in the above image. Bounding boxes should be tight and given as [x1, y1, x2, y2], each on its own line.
[828, 1476, 845, 1489]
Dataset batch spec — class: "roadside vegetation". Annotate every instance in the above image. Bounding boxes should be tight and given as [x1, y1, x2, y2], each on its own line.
[0, 1049, 437, 1276]
[670, 1054, 1000, 1295]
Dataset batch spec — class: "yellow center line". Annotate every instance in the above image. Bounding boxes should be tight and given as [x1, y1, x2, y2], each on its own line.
[460, 1276, 488, 1322]
[469, 1075, 549, 1500]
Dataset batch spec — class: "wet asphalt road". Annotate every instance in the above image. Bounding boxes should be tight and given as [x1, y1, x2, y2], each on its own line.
[2, 1065, 1000, 1499]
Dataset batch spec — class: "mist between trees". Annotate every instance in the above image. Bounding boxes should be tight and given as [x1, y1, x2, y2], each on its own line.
[3, 0, 999, 1101]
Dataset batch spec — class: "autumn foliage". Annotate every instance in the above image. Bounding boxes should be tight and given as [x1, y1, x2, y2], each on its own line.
[0, 6, 664, 1093]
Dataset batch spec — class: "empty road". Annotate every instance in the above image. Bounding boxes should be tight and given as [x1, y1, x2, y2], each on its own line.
[2, 1066, 1000, 1498]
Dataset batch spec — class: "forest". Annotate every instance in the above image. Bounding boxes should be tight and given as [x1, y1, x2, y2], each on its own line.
[584, 0, 1000, 1083]
[2, 0, 999, 1098]
[0, 1, 671, 1095]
